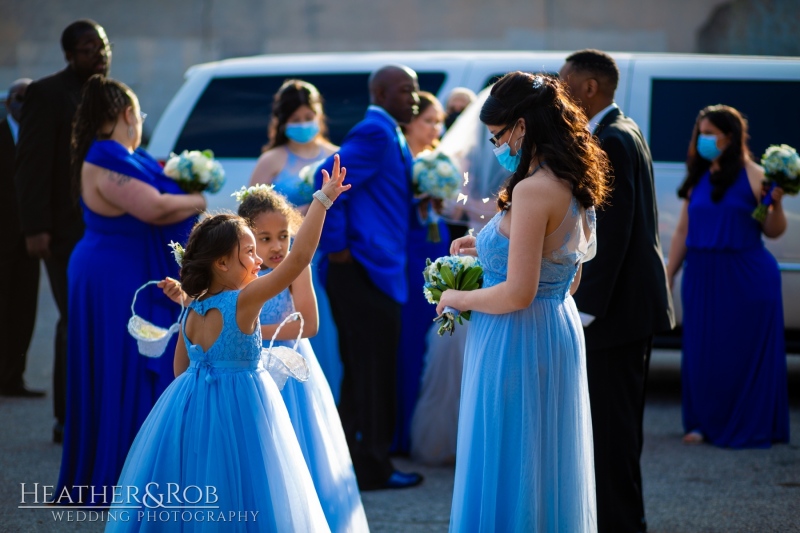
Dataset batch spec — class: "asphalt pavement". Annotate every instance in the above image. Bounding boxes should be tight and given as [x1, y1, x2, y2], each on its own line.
[1, 274, 799, 532]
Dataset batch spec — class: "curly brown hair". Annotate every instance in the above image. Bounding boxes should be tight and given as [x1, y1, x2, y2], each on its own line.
[237, 187, 304, 234]
[480, 71, 610, 210]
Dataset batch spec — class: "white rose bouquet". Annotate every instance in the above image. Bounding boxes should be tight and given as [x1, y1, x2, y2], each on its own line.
[752, 144, 800, 222]
[423, 255, 483, 336]
[163, 149, 226, 194]
[412, 151, 461, 242]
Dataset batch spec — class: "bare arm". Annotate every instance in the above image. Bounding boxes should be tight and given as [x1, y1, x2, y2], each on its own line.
[237, 155, 349, 331]
[761, 187, 787, 238]
[665, 199, 689, 291]
[173, 335, 189, 377]
[249, 149, 285, 186]
[89, 163, 206, 225]
[260, 266, 319, 340]
[437, 178, 553, 315]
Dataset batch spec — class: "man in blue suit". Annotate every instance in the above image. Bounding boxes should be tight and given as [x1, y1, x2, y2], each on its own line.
[315, 65, 424, 490]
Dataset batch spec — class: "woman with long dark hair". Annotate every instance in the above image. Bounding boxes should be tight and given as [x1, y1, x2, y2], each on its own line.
[56, 75, 204, 503]
[438, 71, 609, 531]
[666, 104, 789, 448]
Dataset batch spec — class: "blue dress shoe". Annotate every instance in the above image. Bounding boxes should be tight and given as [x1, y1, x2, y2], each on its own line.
[383, 470, 424, 489]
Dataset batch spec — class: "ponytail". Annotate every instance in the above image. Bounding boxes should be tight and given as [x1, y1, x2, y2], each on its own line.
[71, 75, 133, 196]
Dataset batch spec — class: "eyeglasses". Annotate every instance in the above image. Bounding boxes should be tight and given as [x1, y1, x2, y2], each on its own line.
[74, 42, 113, 56]
[489, 124, 512, 147]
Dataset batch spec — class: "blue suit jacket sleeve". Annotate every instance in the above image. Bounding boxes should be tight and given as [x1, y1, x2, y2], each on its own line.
[314, 121, 393, 253]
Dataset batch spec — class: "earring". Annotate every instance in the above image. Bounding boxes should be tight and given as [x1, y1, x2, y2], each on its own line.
[128, 125, 134, 139]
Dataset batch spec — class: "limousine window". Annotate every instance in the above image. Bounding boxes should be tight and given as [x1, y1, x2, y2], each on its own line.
[649, 79, 800, 163]
[174, 72, 447, 158]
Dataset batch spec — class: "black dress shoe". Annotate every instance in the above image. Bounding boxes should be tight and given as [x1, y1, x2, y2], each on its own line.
[382, 470, 424, 489]
[53, 422, 64, 444]
[0, 384, 45, 398]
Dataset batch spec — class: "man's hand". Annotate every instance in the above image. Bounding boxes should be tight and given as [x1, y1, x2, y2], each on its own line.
[25, 232, 51, 260]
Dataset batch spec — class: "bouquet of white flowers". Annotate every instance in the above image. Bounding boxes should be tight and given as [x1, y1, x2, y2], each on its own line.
[423, 255, 483, 336]
[412, 151, 461, 242]
[163, 149, 225, 194]
[752, 144, 800, 222]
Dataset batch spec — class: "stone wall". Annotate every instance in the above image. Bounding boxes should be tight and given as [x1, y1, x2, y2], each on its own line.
[0, 0, 795, 128]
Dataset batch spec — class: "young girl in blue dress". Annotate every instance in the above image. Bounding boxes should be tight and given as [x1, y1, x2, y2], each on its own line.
[236, 184, 369, 532]
[107, 157, 348, 532]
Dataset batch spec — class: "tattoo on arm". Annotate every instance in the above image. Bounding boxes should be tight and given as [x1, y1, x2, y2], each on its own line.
[107, 170, 132, 186]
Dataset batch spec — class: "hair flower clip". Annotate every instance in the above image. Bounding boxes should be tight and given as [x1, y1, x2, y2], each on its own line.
[231, 183, 275, 203]
[168, 241, 185, 267]
[532, 76, 544, 90]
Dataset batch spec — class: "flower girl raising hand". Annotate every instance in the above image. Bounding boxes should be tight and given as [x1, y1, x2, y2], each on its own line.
[107, 156, 346, 533]
[234, 182, 369, 533]
[174, 155, 347, 374]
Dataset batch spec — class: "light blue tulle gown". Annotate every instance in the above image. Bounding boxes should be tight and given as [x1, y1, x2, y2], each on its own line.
[107, 291, 330, 532]
[272, 147, 342, 401]
[450, 199, 597, 532]
[260, 270, 369, 533]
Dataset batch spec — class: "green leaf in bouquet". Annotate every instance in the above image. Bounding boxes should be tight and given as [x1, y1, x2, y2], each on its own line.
[428, 287, 442, 301]
[201, 149, 214, 159]
[439, 265, 456, 288]
[461, 310, 472, 321]
[436, 280, 448, 292]
[455, 267, 466, 286]
[459, 267, 483, 290]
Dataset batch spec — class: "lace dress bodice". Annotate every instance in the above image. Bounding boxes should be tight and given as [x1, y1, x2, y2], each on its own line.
[182, 291, 263, 374]
[476, 197, 596, 300]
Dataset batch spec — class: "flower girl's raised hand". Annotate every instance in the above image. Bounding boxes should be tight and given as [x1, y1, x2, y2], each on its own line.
[450, 234, 478, 257]
[319, 154, 350, 203]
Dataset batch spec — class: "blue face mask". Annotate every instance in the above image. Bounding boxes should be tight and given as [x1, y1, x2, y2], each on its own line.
[492, 124, 521, 172]
[697, 134, 722, 161]
[284, 120, 319, 144]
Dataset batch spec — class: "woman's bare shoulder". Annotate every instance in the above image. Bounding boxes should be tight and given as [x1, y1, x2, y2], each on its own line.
[251, 148, 288, 184]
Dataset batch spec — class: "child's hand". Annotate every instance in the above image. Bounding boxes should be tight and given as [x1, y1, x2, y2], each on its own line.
[320, 154, 350, 203]
[157, 277, 190, 306]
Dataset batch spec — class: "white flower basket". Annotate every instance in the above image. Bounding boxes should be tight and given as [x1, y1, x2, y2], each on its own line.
[127, 281, 184, 358]
[261, 312, 310, 390]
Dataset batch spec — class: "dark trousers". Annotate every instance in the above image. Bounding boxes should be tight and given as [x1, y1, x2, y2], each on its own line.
[0, 238, 40, 390]
[586, 336, 653, 533]
[327, 261, 401, 489]
[44, 251, 70, 425]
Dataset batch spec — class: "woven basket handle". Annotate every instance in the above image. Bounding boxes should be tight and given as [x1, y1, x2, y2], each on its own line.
[267, 312, 304, 352]
[131, 280, 185, 319]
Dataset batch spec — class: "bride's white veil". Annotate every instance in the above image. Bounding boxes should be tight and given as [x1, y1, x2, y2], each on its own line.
[438, 85, 511, 232]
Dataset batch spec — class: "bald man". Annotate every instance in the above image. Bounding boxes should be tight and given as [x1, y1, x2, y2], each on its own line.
[315, 65, 424, 490]
[0, 78, 43, 398]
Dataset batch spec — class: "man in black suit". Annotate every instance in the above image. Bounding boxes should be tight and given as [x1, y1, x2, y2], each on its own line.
[560, 50, 675, 533]
[15, 19, 111, 442]
[0, 79, 43, 399]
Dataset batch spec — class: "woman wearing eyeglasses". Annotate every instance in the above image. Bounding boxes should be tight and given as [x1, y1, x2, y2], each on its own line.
[54, 75, 205, 505]
[440, 72, 609, 532]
